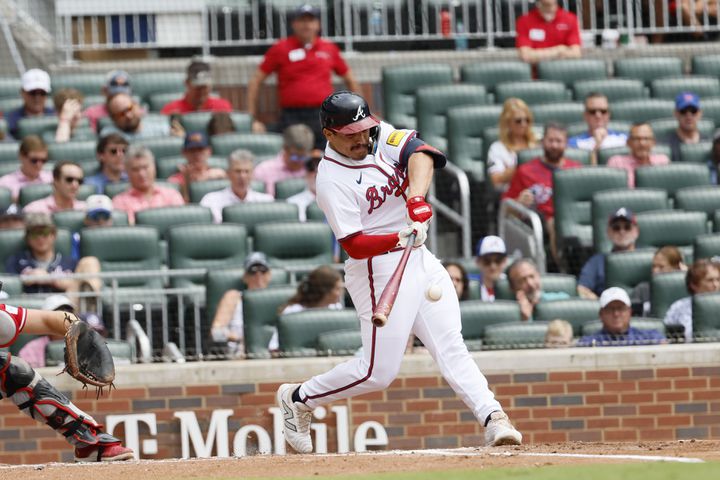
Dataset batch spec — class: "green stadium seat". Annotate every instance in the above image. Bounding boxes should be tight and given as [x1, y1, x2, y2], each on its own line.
[614, 57, 684, 85]
[278, 308, 359, 357]
[0, 97, 24, 116]
[649, 118, 715, 140]
[53, 209, 128, 232]
[0, 228, 71, 268]
[597, 144, 672, 165]
[0, 187, 11, 213]
[136, 205, 213, 239]
[18, 183, 95, 208]
[155, 156, 184, 179]
[148, 92, 181, 112]
[210, 133, 283, 159]
[605, 248, 656, 292]
[554, 167, 628, 252]
[80, 226, 162, 288]
[572, 78, 647, 103]
[222, 201, 298, 237]
[180, 112, 252, 134]
[635, 164, 711, 198]
[693, 292, 720, 341]
[52, 73, 107, 97]
[460, 61, 532, 95]
[243, 285, 296, 358]
[483, 322, 549, 350]
[0, 76, 21, 98]
[531, 102, 585, 126]
[139, 136, 183, 159]
[131, 72, 186, 103]
[168, 223, 248, 288]
[495, 81, 569, 106]
[446, 105, 503, 182]
[416, 84, 488, 152]
[382, 64, 453, 130]
[610, 99, 675, 123]
[675, 186, 720, 221]
[591, 188, 669, 252]
[254, 222, 334, 267]
[0, 143, 18, 164]
[103, 182, 130, 198]
[48, 140, 97, 163]
[692, 54, 720, 76]
[636, 210, 707, 249]
[516, 147, 590, 166]
[534, 298, 600, 336]
[494, 273, 577, 301]
[679, 142, 712, 163]
[581, 317, 665, 337]
[0, 163, 16, 176]
[306, 202, 325, 222]
[537, 59, 607, 87]
[0, 118, 7, 139]
[46, 338, 135, 366]
[700, 97, 720, 126]
[8, 332, 39, 356]
[188, 179, 271, 204]
[317, 330, 362, 356]
[650, 271, 687, 319]
[274, 178, 306, 200]
[694, 233, 720, 260]
[459, 300, 522, 351]
[17, 117, 59, 139]
[651, 76, 720, 101]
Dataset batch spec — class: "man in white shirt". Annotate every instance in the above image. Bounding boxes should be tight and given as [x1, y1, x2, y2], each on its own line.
[200, 149, 274, 223]
[568, 92, 628, 165]
[286, 152, 321, 221]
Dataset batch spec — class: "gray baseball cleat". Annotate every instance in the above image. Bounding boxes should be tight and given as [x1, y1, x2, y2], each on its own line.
[277, 383, 313, 454]
[484, 411, 523, 446]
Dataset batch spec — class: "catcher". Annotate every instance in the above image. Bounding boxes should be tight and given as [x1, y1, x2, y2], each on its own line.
[0, 299, 134, 462]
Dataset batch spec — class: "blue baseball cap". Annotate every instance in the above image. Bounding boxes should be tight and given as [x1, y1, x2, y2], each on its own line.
[675, 92, 700, 111]
[184, 131, 210, 150]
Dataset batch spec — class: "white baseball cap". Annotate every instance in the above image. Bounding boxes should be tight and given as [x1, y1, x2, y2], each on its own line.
[477, 235, 507, 257]
[85, 194, 113, 215]
[21, 68, 51, 93]
[599, 287, 631, 309]
[42, 294, 74, 312]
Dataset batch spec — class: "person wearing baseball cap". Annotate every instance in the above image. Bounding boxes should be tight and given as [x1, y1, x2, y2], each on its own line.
[474, 235, 508, 302]
[168, 131, 226, 200]
[68, 194, 115, 262]
[160, 60, 232, 115]
[5, 68, 55, 139]
[577, 287, 665, 347]
[666, 91, 707, 163]
[84, 70, 132, 132]
[578, 207, 639, 299]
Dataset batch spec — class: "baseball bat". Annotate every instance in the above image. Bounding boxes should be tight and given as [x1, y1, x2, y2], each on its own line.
[371, 232, 416, 327]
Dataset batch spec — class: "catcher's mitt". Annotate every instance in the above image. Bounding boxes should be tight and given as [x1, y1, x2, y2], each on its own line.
[63, 318, 115, 393]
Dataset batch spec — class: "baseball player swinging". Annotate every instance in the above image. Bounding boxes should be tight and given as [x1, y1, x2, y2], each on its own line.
[277, 91, 522, 453]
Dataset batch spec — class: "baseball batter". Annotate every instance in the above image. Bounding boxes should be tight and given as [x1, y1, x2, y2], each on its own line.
[0, 302, 134, 462]
[277, 91, 522, 453]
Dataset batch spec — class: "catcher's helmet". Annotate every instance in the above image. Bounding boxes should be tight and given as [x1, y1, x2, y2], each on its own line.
[320, 91, 380, 135]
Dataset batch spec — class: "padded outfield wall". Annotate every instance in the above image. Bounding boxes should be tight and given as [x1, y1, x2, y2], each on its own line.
[1, 344, 719, 463]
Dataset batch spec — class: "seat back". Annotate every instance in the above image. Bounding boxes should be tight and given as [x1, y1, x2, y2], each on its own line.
[136, 205, 213, 239]
[168, 223, 248, 287]
[131, 72, 186, 103]
[675, 186, 720, 221]
[459, 300, 522, 342]
[278, 308, 359, 356]
[531, 102, 585, 126]
[701, 97, 720, 126]
[180, 111, 252, 134]
[317, 330, 362, 356]
[610, 99, 676, 123]
[494, 273, 577, 301]
[537, 59, 607, 87]
[581, 317, 665, 336]
[460, 61, 531, 94]
[52, 209, 128, 232]
[495, 81, 568, 106]
[679, 141, 712, 163]
[0, 143, 19, 164]
[243, 285, 296, 358]
[382, 64, 453, 129]
[254, 222, 334, 267]
[0, 186, 11, 213]
[188, 179, 230, 203]
[53, 73, 107, 96]
[635, 164, 711, 198]
[694, 233, 720, 260]
[210, 133, 284, 159]
[591, 188, 669, 252]
[274, 178, 307, 200]
[636, 210, 707, 249]
[649, 118, 715, 141]
[605, 249, 656, 292]
[446, 104, 502, 174]
[48, 140, 97, 163]
[650, 271, 687, 319]
[138, 136, 183, 160]
[693, 292, 720, 340]
[572, 78, 647, 102]
[18, 116, 59, 139]
[650, 76, 720, 100]
[534, 298, 601, 336]
[483, 322, 549, 349]
[222, 202, 299, 237]
[614, 57, 684, 85]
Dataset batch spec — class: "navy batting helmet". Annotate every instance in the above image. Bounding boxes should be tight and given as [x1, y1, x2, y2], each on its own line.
[320, 91, 380, 134]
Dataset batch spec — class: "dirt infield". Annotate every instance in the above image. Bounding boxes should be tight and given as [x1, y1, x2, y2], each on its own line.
[2, 441, 719, 480]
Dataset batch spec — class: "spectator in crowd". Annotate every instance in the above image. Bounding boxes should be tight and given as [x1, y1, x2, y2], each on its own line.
[5, 69, 54, 139]
[208, 112, 236, 136]
[631, 245, 687, 316]
[287, 151, 322, 221]
[664, 259, 720, 343]
[160, 60, 232, 115]
[544, 319, 574, 348]
[0, 213, 24, 230]
[568, 92, 628, 165]
[679, 0, 718, 36]
[85, 133, 129, 194]
[101, 93, 177, 141]
[53, 88, 85, 143]
[473, 235, 509, 302]
[578, 287, 665, 347]
[247, 4, 360, 149]
[5, 213, 101, 295]
[70, 194, 114, 262]
[443, 261, 470, 301]
[666, 92, 707, 163]
[254, 124, 315, 197]
[710, 129, 720, 184]
[83, 70, 131, 132]
[608, 122, 669, 188]
[503, 122, 582, 264]
[0, 135, 52, 202]
[516, 0, 581, 65]
[507, 258, 570, 321]
[210, 252, 273, 358]
[200, 149, 274, 223]
[487, 98, 538, 192]
[23, 161, 86, 214]
[112, 145, 184, 224]
[168, 131, 226, 202]
[270, 265, 344, 353]
[577, 207, 639, 299]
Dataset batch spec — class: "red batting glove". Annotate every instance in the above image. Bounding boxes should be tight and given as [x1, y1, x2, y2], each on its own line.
[407, 195, 433, 223]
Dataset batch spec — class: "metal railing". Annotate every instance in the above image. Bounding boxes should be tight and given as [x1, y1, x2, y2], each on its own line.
[497, 197, 546, 273]
[48, 0, 720, 60]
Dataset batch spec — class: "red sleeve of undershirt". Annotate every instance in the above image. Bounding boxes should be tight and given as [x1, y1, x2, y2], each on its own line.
[340, 232, 399, 259]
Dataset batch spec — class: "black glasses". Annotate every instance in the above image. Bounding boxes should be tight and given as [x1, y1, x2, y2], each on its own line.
[247, 265, 269, 274]
[106, 147, 127, 155]
[611, 223, 633, 232]
[28, 156, 48, 165]
[586, 108, 609, 115]
[62, 176, 84, 185]
[27, 90, 47, 97]
[87, 211, 111, 222]
[679, 107, 699, 115]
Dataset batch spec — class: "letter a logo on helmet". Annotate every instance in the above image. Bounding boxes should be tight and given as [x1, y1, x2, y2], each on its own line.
[320, 91, 379, 135]
[352, 105, 366, 121]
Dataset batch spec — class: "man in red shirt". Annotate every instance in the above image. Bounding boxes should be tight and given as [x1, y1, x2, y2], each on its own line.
[160, 60, 232, 115]
[516, 0, 581, 65]
[247, 4, 360, 149]
[503, 122, 582, 265]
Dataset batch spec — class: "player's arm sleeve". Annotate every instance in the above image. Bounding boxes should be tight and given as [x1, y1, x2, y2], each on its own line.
[379, 126, 447, 169]
[0, 304, 27, 348]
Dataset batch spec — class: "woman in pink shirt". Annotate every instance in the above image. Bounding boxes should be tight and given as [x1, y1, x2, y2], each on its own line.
[607, 123, 670, 187]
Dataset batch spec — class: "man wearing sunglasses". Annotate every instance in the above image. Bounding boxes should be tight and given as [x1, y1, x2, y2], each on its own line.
[254, 123, 315, 197]
[85, 133, 129, 194]
[5, 69, 55, 140]
[473, 235, 509, 302]
[23, 161, 86, 214]
[666, 92, 707, 163]
[568, 93, 628, 165]
[577, 208, 639, 300]
[101, 92, 172, 141]
[0, 135, 52, 203]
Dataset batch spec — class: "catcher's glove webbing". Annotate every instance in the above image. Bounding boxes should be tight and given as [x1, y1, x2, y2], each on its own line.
[62, 314, 115, 396]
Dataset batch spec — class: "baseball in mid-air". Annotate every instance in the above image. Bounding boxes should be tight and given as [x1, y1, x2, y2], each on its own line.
[425, 284, 443, 302]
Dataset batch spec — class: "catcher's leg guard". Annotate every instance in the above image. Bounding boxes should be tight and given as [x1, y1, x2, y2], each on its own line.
[0, 352, 122, 449]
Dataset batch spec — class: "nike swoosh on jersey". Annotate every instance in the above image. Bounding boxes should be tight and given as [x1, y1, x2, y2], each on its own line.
[356, 172, 363, 184]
